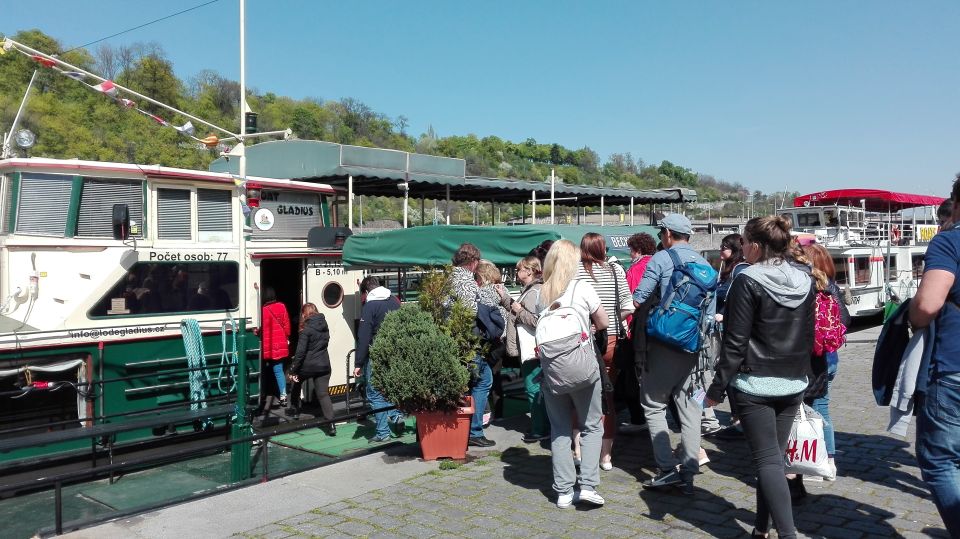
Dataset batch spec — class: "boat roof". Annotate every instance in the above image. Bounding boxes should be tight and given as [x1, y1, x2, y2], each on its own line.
[342, 224, 660, 267]
[793, 189, 945, 212]
[0, 157, 337, 195]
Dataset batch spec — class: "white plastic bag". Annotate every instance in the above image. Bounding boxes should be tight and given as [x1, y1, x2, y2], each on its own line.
[784, 404, 834, 479]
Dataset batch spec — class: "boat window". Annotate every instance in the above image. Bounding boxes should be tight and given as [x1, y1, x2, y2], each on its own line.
[797, 213, 822, 227]
[88, 262, 238, 317]
[824, 210, 839, 227]
[854, 256, 871, 285]
[322, 282, 344, 308]
[885, 255, 899, 281]
[912, 254, 925, 279]
[198, 188, 232, 242]
[832, 257, 849, 285]
[77, 178, 145, 238]
[157, 188, 192, 240]
[15, 173, 72, 236]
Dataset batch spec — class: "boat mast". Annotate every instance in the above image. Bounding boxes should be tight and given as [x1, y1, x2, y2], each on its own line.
[231, 0, 252, 482]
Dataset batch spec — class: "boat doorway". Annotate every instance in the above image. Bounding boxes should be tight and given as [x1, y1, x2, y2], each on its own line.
[259, 258, 305, 344]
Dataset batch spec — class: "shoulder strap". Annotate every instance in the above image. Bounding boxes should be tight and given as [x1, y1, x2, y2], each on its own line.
[610, 264, 624, 336]
[665, 248, 684, 271]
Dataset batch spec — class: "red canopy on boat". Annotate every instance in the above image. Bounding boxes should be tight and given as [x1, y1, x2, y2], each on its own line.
[793, 189, 946, 212]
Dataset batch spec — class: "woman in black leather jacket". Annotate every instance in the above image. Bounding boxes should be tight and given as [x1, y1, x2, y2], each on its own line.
[289, 303, 336, 435]
[706, 216, 815, 539]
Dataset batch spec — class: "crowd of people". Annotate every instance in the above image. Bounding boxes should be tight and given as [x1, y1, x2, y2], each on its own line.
[248, 175, 960, 537]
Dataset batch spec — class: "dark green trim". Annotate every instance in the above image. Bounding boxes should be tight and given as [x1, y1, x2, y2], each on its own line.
[141, 181, 148, 237]
[7, 172, 19, 233]
[320, 196, 331, 227]
[65, 175, 83, 238]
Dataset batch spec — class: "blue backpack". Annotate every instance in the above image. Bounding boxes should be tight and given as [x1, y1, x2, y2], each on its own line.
[647, 249, 718, 353]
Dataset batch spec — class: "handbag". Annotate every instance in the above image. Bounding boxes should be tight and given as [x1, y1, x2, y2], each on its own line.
[784, 404, 834, 478]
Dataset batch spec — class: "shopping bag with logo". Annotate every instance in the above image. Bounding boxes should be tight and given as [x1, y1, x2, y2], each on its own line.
[784, 404, 834, 479]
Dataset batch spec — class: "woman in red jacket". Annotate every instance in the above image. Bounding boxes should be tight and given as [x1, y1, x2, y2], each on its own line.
[260, 287, 291, 407]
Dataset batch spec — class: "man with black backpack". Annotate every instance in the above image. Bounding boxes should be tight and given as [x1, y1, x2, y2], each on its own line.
[632, 213, 717, 494]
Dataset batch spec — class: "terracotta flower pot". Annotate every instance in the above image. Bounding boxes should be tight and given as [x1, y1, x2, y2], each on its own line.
[415, 397, 474, 461]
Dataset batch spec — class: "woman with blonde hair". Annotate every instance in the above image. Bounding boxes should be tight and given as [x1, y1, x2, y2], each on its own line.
[539, 240, 609, 508]
[289, 302, 336, 435]
[510, 255, 547, 443]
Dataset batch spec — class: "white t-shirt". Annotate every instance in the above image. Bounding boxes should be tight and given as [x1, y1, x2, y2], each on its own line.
[547, 279, 601, 331]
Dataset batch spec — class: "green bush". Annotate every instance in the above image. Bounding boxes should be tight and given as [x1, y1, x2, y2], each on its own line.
[417, 266, 481, 371]
[370, 303, 470, 413]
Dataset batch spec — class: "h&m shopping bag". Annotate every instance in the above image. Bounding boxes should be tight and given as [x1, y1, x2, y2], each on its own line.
[784, 404, 834, 479]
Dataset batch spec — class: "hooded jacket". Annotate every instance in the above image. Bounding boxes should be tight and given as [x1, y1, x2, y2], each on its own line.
[290, 314, 331, 377]
[260, 301, 291, 361]
[354, 286, 401, 370]
[707, 260, 816, 403]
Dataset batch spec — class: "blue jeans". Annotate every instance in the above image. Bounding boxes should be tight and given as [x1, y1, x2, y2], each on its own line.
[364, 362, 401, 438]
[810, 354, 838, 457]
[470, 357, 493, 438]
[917, 371, 960, 537]
[270, 361, 286, 396]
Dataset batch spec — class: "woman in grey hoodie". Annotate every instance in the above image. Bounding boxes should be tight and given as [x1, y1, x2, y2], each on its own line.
[706, 216, 816, 539]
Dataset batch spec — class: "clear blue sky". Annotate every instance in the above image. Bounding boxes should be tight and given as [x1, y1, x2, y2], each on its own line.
[4, 1, 959, 196]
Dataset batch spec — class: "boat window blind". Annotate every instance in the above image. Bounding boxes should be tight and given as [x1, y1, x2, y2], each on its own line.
[77, 178, 144, 238]
[197, 188, 232, 238]
[16, 173, 72, 236]
[157, 188, 192, 240]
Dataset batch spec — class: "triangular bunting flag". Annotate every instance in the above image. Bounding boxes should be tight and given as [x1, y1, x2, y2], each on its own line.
[119, 98, 136, 108]
[93, 80, 118, 96]
[32, 55, 56, 68]
[200, 135, 220, 148]
[62, 71, 86, 81]
[147, 113, 168, 126]
[173, 121, 195, 136]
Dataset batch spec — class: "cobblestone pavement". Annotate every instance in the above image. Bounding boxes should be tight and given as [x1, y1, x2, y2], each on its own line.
[238, 331, 950, 539]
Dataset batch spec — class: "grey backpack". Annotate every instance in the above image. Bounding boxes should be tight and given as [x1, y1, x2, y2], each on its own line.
[535, 281, 599, 395]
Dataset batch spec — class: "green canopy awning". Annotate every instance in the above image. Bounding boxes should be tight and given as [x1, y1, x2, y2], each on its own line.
[342, 224, 661, 268]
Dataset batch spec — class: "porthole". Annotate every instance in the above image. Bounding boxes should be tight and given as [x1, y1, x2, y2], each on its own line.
[322, 282, 343, 308]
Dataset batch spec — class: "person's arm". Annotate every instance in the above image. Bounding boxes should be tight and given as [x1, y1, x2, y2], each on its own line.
[290, 331, 309, 376]
[910, 270, 955, 329]
[591, 305, 610, 332]
[910, 234, 958, 329]
[706, 276, 756, 405]
[513, 287, 540, 327]
[354, 306, 374, 373]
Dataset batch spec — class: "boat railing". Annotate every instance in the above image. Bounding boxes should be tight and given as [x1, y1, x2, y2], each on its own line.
[0, 402, 396, 536]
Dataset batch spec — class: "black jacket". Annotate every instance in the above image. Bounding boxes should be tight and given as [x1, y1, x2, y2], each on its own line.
[354, 294, 401, 370]
[291, 314, 331, 377]
[707, 274, 816, 403]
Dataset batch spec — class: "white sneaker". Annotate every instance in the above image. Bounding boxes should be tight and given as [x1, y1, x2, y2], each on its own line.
[600, 460, 613, 471]
[556, 492, 574, 508]
[574, 489, 605, 506]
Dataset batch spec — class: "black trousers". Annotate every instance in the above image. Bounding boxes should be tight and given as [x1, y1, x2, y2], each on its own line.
[291, 373, 335, 422]
[731, 388, 802, 539]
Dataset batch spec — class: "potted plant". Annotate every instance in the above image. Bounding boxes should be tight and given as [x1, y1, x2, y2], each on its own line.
[370, 289, 474, 460]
